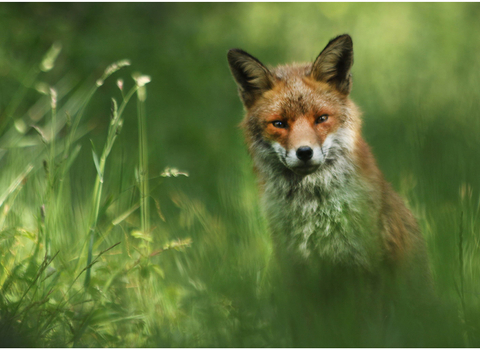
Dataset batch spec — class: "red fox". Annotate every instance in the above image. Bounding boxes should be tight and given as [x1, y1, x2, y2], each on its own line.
[227, 35, 431, 306]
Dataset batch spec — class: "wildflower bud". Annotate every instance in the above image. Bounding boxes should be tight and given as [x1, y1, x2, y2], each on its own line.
[116, 120, 123, 135]
[50, 88, 57, 110]
[40, 42, 62, 72]
[14, 119, 27, 134]
[40, 204, 46, 222]
[103, 59, 131, 79]
[117, 79, 124, 91]
[132, 73, 151, 87]
[35, 82, 50, 95]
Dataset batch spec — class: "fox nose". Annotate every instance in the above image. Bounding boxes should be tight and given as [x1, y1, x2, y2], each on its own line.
[296, 146, 313, 161]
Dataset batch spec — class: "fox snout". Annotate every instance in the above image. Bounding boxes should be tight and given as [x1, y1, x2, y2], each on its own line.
[290, 145, 321, 175]
[272, 141, 326, 175]
[271, 120, 328, 175]
[296, 146, 313, 161]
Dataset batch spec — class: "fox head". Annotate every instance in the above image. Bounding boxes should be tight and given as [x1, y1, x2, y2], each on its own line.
[228, 34, 360, 178]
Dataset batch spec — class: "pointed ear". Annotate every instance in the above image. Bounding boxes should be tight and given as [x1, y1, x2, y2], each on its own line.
[227, 49, 275, 108]
[310, 34, 354, 95]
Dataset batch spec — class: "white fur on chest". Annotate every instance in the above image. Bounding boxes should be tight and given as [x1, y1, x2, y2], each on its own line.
[261, 163, 380, 269]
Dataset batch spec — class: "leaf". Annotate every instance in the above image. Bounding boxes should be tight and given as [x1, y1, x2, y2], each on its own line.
[112, 203, 140, 226]
[151, 264, 165, 279]
[0, 164, 34, 208]
[63, 144, 82, 174]
[131, 230, 152, 243]
[153, 197, 165, 222]
[91, 148, 103, 183]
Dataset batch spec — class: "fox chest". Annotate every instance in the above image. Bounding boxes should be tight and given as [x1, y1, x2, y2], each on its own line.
[262, 183, 380, 268]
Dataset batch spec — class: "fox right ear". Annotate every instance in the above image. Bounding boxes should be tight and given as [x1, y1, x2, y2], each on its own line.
[311, 34, 354, 95]
[227, 49, 275, 108]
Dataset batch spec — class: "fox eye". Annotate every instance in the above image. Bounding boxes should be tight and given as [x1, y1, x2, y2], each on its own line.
[316, 114, 329, 124]
[272, 120, 287, 128]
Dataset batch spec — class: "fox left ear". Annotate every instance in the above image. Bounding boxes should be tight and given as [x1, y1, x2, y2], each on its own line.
[227, 49, 275, 108]
[311, 34, 354, 95]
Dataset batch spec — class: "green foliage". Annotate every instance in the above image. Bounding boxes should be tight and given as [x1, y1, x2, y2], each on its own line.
[1, 3, 480, 347]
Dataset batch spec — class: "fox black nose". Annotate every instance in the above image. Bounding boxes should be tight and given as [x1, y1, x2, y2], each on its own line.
[296, 146, 313, 161]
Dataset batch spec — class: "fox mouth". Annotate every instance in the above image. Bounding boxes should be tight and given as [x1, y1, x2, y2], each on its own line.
[270, 142, 324, 176]
[290, 164, 320, 175]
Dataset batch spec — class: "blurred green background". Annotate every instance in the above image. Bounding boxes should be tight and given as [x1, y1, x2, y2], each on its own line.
[1, 3, 480, 347]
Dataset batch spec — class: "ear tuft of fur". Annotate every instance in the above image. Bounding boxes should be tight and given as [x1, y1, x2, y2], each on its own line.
[311, 34, 354, 95]
[227, 49, 274, 108]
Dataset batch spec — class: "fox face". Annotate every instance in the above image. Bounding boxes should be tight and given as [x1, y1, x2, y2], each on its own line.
[228, 35, 358, 177]
[248, 76, 353, 176]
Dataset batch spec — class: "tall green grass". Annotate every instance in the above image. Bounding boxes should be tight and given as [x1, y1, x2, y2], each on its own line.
[0, 47, 193, 347]
[1, 3, 480, 347]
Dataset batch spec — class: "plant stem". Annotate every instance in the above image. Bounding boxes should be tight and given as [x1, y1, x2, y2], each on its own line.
[137, 85, 150, 236]
[458, 211, 470, 347]
[84, 85, 137, 289]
